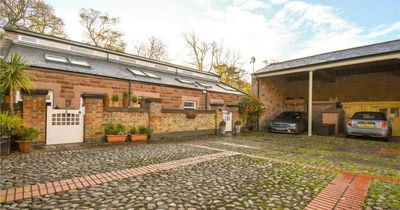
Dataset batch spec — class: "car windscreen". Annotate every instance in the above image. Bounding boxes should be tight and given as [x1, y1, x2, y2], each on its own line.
[352, 112, 386, 120]
[277, 112, 302, 119]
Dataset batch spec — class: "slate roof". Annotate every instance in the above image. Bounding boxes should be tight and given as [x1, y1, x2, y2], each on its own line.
[7, 43, 246, 95]
[255, 39, 400, 74]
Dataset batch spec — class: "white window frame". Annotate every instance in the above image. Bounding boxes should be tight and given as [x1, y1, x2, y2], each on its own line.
[143, 71, 160, 79]
[128, 68, 147, 76]
[183, 100, 197, 110]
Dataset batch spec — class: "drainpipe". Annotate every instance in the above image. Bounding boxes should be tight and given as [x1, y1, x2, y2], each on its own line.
[203, 89, 208, 110]
[128, 81, 131, 107]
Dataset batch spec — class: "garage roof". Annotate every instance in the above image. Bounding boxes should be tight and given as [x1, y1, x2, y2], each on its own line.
[255, 39, 400, 76]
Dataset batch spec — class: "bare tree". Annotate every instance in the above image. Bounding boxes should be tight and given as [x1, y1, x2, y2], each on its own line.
[134, 36, 169, 61]
[0, 0, 66, 37]
[183, 32, 210, 71]
[79, 8, 126, 52]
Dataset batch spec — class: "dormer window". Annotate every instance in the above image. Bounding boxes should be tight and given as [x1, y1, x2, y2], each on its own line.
[217, 83, 236, 91]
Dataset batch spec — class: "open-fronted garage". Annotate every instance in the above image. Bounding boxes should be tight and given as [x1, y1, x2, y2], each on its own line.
[253, 39, 400, 137]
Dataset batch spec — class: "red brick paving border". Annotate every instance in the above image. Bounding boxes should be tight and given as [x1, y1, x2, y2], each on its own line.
[0, 151, 238, 203]
[305, 172, 371, 210]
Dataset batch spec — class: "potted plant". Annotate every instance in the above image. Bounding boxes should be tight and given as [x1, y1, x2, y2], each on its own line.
[138, 96, 145, 108]
[131, 96, 138, 107]
[122, 91, 129, 107]
[130, 126, 151, 141]
[105, 123, 127, 143]
[234, 121, 242, 134]
[219, 120, 226, 135]
[103, 93, 110, 107]
[111, 94, 119, 107]
[15, 127, 40, 153]
[0, 112, 24, 156]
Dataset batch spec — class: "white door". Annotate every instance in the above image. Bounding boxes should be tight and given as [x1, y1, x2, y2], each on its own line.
[223, 111, 233, 132]
[46, 99, 85, 145]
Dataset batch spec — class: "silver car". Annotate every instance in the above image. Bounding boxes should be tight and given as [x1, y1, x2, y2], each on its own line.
[346, 112, 392, 141]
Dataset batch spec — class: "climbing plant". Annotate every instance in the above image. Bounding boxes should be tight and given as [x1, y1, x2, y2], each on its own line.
[237, 96, 264, 130]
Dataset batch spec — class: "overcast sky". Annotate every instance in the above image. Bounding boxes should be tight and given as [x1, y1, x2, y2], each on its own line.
[47, 0, 400, 75]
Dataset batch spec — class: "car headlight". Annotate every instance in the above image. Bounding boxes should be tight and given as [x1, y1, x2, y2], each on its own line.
[288, 123, 297, 128]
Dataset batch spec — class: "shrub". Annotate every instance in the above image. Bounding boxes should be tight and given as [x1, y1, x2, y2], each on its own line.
[0, 112, 24, 135]
[139, 126, 152, 135]
[123, 91, 128, 100]
[105, 123, 125, 135]
[111, 94, 119, 102]
[219, 121, 226, 127]
[104, 93, 109, 99]
[115, 123, 125, 134]
[15, 127, 40, 141]
[237, 96, 265, 130]
[131, 96, 137, 102]
[234, 120, 241, 126]
[130, 127, 139, 134]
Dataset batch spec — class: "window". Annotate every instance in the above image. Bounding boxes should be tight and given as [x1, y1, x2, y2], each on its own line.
[176, 78, 194, 84]
[45, 54, 68, 63]
[128, 68, 147, 76]
[184, 101, 197, 110]
[68, 58, 90, 67]
[196, 82, 212, 88]
[216, 83, 236, 91]
[143, 71, 160, 79]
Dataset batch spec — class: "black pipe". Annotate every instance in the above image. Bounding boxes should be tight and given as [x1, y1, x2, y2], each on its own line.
[128, 81, 131, 107]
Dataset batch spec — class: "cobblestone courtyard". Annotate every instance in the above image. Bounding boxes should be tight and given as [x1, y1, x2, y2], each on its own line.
[1, 133, 399, 209]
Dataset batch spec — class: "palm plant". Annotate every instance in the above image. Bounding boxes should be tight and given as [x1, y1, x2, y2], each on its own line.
[0, 53, 34, 114]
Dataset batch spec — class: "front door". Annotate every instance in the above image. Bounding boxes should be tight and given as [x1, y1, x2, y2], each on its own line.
[223, 111, 233, 132]
[46, 99, 85, 145]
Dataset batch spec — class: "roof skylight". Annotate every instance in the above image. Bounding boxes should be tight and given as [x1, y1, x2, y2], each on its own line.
[68, 58, 90, 67]
[128, 68, 147, 76]
[143, 71, 160, 78]
[217, 83, 236, 91]
[176, 78, 194, 84]
[44, 54, 68, 63]
[196, 82, 212, 88]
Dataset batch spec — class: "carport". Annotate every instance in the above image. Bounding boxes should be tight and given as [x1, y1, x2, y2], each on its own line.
[253, 39, 400, 136]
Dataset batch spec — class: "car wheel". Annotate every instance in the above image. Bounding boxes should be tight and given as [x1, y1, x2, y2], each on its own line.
[384, 135, 391, 142]
[345, 134, 351, 139]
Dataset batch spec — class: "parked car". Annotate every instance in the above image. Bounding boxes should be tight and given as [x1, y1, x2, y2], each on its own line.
[269, 111, 308, 134]
[346, 112, 392, 141]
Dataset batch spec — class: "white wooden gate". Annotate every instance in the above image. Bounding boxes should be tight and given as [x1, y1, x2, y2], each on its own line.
[223, 111, 233, 132]
[46, 99, 85, 145]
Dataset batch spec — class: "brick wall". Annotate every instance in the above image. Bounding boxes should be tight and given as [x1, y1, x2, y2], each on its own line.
[27, 68, 243, 110]
[84, 97, 149, 140]
[22, 95, 47, 142]
[157, 111, 216, 133]
[254, 71, 400, 128]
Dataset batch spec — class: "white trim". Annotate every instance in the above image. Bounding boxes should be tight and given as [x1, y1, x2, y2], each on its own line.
[308, 71, 313, 136]
[255, 53, 400, 78]
[183, 100, 197, 110]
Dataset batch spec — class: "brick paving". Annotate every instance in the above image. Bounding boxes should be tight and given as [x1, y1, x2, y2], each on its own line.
[305, 173, 371, 210]
[0, 151, 238, 203]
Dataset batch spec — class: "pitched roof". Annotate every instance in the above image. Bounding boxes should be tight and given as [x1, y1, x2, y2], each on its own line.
[255, 39, 400, 74]
[7, 43, 246, 95]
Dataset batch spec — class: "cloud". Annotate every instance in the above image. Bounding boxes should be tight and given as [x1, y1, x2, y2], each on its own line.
[49, 0, 400, 78]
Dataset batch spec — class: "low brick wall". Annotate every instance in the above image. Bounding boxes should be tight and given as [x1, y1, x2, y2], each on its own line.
[156, 109, 217, 133]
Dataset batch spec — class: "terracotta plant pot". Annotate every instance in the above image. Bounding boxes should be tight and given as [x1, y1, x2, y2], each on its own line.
[130, 102, 137, 108]
[106, 135, 127, 143]
[123, 99, 129, 107]
[130, 134, 148, 141]
[16, 141, 33, 153]
[104, 98, 110, 107]
[3, 95, 10, 103]
[140, 101, 145, 108]
[112, 101, 120, 107]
